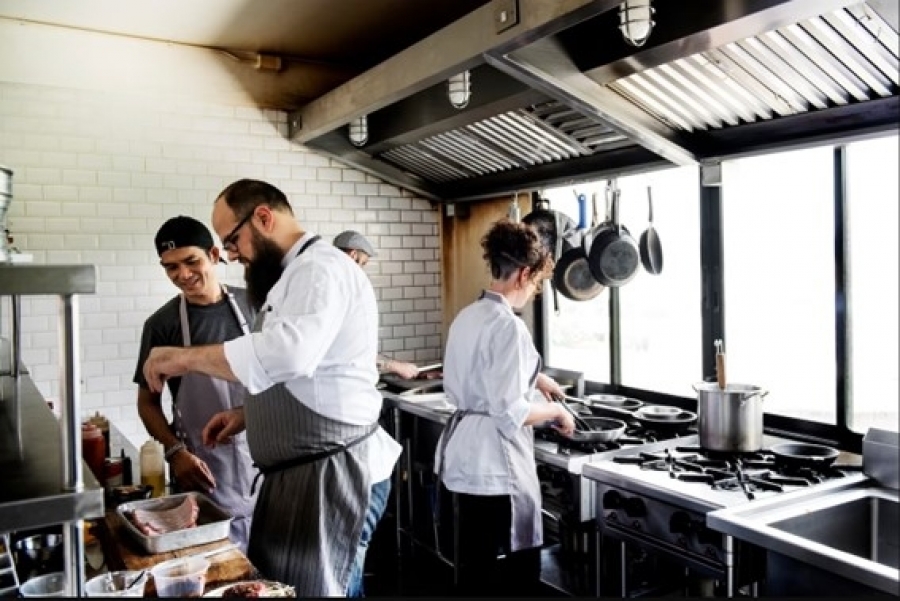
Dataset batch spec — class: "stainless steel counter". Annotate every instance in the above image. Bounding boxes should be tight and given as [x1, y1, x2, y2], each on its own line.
[382, 391, 451, 425]
[0, 369, 105, 533]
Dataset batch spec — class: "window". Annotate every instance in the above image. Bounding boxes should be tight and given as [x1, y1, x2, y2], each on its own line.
[845, 135, 899, 434]
[722, 146, 836, 424]
[542, 165, 702, 394]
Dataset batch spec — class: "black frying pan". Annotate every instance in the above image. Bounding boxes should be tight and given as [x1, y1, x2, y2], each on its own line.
[639, 186, 663, 275]
[769, 442, 840, 471]
[586, 183, 640, 288]
[553, 229, 604, 302]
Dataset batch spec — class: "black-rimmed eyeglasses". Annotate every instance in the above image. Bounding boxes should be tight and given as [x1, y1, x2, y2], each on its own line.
[222, 210, 255, 252]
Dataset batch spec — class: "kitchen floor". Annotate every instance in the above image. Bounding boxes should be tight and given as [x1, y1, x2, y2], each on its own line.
[363, 515, 568, 597]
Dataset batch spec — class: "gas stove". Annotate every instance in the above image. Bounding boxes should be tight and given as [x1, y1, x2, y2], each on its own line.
[582, 434, 868, 596]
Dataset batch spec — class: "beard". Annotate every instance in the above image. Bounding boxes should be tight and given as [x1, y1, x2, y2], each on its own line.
[244, 230, 286, 311]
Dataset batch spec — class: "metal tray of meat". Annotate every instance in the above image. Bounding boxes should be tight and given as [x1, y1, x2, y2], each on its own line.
[116, 492, 233, 554]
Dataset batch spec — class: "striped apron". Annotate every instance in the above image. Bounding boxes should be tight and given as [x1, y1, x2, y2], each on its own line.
[243, 236, 378, 596]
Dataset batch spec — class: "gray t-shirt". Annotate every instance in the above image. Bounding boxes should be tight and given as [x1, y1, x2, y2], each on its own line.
[133, 287, 256, 401]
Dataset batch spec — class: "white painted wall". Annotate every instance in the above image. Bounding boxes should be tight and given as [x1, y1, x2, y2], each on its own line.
[0, 75, 442, 447]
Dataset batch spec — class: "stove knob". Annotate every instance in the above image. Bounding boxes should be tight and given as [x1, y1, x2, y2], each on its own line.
[669, 511, 693, 535]
[602, 490, 623, 510]
[623, 497, 647, 518]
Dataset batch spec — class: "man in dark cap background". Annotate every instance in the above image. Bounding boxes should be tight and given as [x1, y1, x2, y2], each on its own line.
[133, 215, 258, 551]
[334, 230, 420, 380]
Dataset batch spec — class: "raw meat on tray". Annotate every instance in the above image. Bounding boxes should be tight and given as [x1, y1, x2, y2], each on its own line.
[127, 494, 200, 535]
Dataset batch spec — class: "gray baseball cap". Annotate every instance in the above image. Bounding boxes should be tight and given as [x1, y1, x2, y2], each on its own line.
[333, 230, 377, 257]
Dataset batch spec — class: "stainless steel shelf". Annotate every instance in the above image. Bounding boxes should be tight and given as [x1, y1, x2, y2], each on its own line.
[0, 372, 105, 534]
[0, 264, 96, 296]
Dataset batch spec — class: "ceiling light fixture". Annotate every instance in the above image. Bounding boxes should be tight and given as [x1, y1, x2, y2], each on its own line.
[448, 70, 471, 109]
[348, 115, 368, 147]
[619, 0, 655, 47]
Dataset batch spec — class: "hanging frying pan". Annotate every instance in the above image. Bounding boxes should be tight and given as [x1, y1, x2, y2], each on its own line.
[639, 186, 664, 275]
[586, 182, 640, 288]
[553, 193, 604, 301]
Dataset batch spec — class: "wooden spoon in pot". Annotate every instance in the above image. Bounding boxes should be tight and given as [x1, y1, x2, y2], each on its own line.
[715, 339, 726, 390]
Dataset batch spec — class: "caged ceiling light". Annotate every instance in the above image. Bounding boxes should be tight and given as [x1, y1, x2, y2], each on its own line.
[619, 0, 655, 47]
[348, 115, 368, 147]
[448, 70, 472, 109]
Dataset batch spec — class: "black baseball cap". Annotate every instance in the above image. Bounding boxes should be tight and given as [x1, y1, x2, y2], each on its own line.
[154, 215, 226, 263]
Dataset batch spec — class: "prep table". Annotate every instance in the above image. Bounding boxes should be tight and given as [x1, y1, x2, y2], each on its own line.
[97, 511, 256, 596]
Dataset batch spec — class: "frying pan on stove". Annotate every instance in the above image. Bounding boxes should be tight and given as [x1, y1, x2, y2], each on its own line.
[556, 396, 628, 442]
[565, 396, 696, 435]
[769, 442, 840, 471]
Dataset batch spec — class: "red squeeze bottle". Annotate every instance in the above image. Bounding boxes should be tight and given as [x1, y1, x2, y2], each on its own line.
[82, 422, 106, 486]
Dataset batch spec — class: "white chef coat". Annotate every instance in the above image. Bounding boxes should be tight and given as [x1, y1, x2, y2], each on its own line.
[224, 233, 401, 483]
[436, 290, 541, 495]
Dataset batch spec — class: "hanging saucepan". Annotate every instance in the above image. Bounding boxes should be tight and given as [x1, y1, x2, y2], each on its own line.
[522, 193, 576, 260]
[553, 192, 604, 301]
[523, 194, 575, 314]
[586, 182, 640, 288]
[639, 186, 664, 275]
[769, 442, 840, 471]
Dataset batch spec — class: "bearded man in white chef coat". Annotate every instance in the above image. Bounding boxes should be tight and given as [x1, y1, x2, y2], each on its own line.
[142, 179, 400, 598]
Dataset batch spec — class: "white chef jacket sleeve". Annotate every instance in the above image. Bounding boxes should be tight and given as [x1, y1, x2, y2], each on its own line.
[223, 261, 347, 394]
[482, 318, 532, 439]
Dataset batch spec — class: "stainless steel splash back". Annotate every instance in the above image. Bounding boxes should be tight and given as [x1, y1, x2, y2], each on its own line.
[608, 4, 899, 134]
[379, 101, 631, 183]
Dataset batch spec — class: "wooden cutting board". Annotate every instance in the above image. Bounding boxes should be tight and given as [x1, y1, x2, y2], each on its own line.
[98, 512, 257, 596]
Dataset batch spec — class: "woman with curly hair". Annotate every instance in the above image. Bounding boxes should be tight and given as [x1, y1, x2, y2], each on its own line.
[435, 218, 576, 596]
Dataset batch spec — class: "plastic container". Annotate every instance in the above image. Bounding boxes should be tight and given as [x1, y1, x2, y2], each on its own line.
[150, 556, 210, 598]
[85, 570, 149, 597]
[140, 439, 166, 498]
[82, 423, 106, 486]
[19, 571, 67, 597]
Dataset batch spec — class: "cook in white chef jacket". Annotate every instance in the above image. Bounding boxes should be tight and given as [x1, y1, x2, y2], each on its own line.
[434, 218, 576, 597]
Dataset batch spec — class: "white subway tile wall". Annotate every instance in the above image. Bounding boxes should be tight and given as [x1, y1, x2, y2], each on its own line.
[0, 82, 443, 447]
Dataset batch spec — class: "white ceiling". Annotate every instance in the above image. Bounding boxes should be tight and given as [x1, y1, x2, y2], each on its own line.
[0, 0, 489, 80]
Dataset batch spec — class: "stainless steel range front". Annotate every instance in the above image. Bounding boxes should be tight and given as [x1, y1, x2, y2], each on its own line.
[533, 424, 692, 596]
[582, 434, 868, 597]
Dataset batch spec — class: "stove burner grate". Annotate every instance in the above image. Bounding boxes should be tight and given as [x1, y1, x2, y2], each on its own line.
[609, 446, 861, 500]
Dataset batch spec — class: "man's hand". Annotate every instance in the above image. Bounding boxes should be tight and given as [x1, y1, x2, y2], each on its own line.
[389, 360, 420, 380]
[143, 347, 188, 393]
[169, 449, 217, 495]
[202, 408, 246, 448]
[535, 372, 565, 402]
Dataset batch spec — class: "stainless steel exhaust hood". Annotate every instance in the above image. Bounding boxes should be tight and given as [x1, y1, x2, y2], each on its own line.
[289, 0, 899, 202]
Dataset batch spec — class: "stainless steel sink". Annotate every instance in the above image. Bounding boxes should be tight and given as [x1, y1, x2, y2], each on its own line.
[769, 491, 898, 570]
[708, 477, 899, 596]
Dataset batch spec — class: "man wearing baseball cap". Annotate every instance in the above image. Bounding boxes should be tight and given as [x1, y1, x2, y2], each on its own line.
[334, 230, 420, 380]
[133, 215, 258, 551]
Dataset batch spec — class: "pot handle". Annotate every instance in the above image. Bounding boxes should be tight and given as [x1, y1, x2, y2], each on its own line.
[739, 389, 769, 405]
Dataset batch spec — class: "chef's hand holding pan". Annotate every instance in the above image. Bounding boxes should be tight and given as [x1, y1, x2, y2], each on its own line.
[551, 404, 576, 437]
[535, 372, 565, 402]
